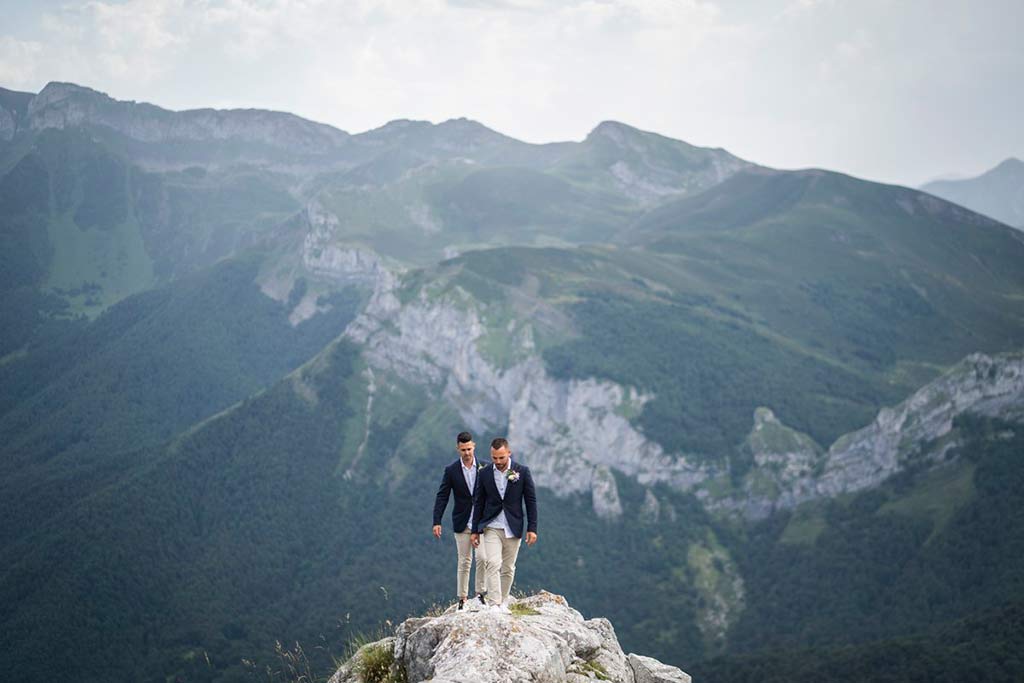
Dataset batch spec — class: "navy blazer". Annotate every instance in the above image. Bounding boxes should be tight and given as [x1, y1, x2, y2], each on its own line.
[471, 462, 537, 538]
[433, 459, 483, 533]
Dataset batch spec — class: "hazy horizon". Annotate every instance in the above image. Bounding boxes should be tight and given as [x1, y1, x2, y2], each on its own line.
[2, 0, 1022, 188]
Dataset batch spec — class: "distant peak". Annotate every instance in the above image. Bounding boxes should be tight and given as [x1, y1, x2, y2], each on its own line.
[376, 118, 432, 130]
[593, 119, 637, 131]
[30, 82, 116, 115]
[994, 157, 1024, 172]
[585, 120, 703, 150]
[588, 119, 643, 140]
[437, 117, 497, 133]
[38, 81, 108, 100]
[439, 116, 483, 127]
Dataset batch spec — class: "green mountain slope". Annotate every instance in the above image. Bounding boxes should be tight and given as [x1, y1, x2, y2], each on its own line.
[694, 598, 1024, 683]
[0, 333, 714, 682]
[2, 312, 1021, 682]
[0, 256, 364, 553]
[0, 125, 303, 352]
[608, 168, 1024, 405]
[695, 415, 1024, 682]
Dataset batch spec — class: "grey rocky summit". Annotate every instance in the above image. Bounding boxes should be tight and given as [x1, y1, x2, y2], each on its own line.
[330, 591, 691, 683]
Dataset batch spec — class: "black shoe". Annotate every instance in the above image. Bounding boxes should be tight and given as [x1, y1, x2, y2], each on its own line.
[458, 598, 465, 611]
[477, 593, 486, 605]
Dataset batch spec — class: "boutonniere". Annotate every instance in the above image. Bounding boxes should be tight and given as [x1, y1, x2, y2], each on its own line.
[477, 463, 485, 471]
[506, 469, 520, 483]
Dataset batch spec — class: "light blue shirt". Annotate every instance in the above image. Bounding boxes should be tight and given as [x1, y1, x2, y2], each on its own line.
[461, 459, 477, 530]
[486, 461, 516, 539]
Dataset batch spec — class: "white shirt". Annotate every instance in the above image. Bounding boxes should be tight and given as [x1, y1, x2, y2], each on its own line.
[486, 461, 517, 539]
[460, 459, 477, 530]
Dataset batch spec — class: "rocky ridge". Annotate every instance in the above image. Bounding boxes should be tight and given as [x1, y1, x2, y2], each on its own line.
[329, 591, 690, 683]
[5, 82, 753, 195]
[25, 82, 350, 156]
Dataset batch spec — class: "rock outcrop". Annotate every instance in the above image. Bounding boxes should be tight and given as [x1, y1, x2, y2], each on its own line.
[710, 351, 1024, 518]
[813, 351, 1024, 496]
[329, 591, 690, 683]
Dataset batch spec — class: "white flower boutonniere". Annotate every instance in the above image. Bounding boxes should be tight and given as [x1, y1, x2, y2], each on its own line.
[506, 470, 521, 483]
[478, 463, 485, 471]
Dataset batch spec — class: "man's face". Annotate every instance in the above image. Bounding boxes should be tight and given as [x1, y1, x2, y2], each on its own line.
[458, 440, 475, 462]
[491, 445, 511, 471]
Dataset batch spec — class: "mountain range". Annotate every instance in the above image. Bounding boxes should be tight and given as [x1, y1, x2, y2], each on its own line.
[2, 82, 1024, 683]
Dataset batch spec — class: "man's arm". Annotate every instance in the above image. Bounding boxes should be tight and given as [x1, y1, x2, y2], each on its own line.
[433, 468, 451, 537]
[523, 466, 538, 543]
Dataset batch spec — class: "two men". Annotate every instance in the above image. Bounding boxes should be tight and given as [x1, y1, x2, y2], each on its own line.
[434, 433, 538, 610]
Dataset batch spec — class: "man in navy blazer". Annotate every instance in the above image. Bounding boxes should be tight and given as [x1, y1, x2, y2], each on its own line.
[433, 431, 485, 609]
[470, 437, 538, 608]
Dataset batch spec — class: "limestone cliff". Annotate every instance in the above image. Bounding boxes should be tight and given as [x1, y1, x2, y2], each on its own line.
[258, 200, 398, 325]
[329, 591, 690, 683]
[342, 265, 712, 521]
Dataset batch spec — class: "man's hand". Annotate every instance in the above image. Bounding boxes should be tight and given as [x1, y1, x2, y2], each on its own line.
[470, 533, 480, 547]
[525, 531, 538, 546]
[432, 525, 442, 539]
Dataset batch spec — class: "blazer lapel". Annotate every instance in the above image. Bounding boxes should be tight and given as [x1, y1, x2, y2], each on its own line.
[483, 464, 500, 499]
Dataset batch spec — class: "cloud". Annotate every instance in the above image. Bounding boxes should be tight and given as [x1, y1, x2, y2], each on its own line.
[0, 36, 44, 89]
[34, 0, 198, 84]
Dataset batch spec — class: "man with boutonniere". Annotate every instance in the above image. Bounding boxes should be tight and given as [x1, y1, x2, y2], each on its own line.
[433, 431, 487, 610]
[471, 437, 538, 611]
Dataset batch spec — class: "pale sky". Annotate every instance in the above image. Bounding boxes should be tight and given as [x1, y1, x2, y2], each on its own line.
[1, 0, 1021, 187]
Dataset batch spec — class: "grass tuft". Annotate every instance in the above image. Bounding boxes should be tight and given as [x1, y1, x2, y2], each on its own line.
[570, 658, 611, 680]
[354, 642, 396, 683]
[509, 603, 541, 617]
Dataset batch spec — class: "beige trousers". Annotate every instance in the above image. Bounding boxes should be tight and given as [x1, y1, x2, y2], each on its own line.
[453, 530, 481, 598]
[479, 527, 521, 605]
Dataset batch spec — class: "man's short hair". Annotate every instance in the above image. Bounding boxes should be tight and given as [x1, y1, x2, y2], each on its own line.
[457, 431, 473, 444]
[490, 437, 509, 451]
